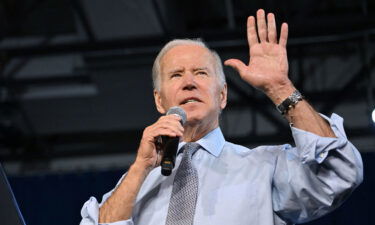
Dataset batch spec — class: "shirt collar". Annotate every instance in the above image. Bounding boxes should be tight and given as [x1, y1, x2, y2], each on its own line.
[177, 127, 225, 157]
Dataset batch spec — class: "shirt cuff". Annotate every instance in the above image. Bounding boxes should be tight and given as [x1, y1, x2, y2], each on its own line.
[80, 197, 134, 225]
[291, 113, 348, 164]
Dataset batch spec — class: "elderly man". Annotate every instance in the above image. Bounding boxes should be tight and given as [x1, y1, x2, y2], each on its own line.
[80, 9, 363, 225]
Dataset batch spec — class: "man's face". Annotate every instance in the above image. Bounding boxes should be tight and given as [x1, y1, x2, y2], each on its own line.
[154, 45, 227, 126]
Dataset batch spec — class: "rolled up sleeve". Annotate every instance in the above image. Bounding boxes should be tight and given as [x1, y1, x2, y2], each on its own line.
[80, 175, 134, 225]
[272, 113, 363, 224]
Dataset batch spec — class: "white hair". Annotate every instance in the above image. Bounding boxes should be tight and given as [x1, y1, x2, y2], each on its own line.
[152, 39, 226, 91]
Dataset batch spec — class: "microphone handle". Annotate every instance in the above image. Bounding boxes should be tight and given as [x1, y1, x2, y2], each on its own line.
[161, 136, 180, 176]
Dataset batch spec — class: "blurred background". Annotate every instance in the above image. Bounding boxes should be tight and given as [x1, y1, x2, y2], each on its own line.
[0, 0, 374, 224]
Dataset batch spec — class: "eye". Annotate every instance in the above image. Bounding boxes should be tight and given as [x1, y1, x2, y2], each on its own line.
[197, 71, 208, 76]
[171, 73, 181, 78]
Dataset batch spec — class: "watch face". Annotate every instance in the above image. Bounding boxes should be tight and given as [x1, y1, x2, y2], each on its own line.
[277, 90, 303, 114]
[291, 97, 299, 104]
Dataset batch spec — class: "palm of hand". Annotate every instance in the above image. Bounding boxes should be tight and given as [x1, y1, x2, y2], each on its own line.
[244, 43, 289, 91]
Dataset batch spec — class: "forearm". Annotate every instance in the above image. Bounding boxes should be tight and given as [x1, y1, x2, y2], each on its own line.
[266, 82, 335, 138]
[286, 100, 335, 137]
[99, 162, 150, 223]
[97, 114, 182, 223]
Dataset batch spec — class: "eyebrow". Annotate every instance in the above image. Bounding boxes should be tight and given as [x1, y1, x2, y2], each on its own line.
[167, 68, 185, 75]
[193, 67, 209, 72]
[166, 67, 209, 75]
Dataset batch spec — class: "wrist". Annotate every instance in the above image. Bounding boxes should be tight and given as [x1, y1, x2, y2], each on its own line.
[276, 89, 304, 115]
[132, 160, 153, 175]
[264, 80, 295, 105]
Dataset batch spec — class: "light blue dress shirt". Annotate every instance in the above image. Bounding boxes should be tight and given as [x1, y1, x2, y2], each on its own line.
[80, 114, 363, 225]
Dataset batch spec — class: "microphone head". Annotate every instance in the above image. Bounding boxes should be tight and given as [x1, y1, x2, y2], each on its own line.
[166, 106, 187, 125]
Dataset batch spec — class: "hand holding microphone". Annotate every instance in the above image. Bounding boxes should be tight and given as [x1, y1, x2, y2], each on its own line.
[135, 106, 186, 175]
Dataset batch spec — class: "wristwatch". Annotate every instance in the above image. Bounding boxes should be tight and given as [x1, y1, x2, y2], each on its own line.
[276, 90, 303, 115]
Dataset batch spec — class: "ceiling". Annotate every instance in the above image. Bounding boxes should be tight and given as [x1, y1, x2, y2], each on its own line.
[0, 0, 374, 173]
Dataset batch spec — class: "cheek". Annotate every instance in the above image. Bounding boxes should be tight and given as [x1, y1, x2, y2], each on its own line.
[161, 89, 178, 106]
[208, 88, 222, 108]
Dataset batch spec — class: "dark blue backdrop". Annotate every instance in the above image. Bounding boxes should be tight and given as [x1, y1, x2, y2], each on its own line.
[8, 152, 374, 225]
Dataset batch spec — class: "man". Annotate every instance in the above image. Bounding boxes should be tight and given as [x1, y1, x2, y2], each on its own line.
[80, 9, 363, 225]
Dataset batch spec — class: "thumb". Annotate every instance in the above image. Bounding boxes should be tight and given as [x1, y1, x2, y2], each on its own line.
[224, 59, 247, 74]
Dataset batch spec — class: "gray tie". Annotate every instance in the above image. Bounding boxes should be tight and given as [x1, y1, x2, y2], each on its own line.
[165, 142, 200, 225]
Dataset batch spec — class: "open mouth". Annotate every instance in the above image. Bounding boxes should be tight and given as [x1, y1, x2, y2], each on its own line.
[180, 97, 202, 105]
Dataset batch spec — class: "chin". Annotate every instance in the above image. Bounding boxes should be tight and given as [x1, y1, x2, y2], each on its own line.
[185, 113, 203, 124]
[187, 113, 218, 127]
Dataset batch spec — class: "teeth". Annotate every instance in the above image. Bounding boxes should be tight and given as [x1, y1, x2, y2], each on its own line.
[185, 99, 198, 104]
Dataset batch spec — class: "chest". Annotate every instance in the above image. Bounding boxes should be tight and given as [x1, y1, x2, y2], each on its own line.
[134, 151, 277, 225]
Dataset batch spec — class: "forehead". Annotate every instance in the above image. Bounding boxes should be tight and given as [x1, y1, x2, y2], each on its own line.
[160, 45, 214, 73]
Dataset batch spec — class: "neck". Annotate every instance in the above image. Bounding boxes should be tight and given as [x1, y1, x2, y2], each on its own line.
[182, 118, 219, 142]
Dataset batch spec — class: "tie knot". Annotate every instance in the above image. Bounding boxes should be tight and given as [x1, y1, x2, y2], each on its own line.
[184, 142, 200, 156]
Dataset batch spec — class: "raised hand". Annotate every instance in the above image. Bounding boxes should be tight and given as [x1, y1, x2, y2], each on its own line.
[225, 9, 294, 104]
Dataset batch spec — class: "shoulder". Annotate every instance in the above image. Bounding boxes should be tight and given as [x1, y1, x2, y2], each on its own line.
[223, 141, 293, 158]
[224, 141, 250, 154]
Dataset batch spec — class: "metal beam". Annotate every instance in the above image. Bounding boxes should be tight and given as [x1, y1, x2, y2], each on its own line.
[1, 26, 375, 58]
[70, 0, 96, 42]
[226, 77, 288, 131]
[320, 53, 375, 115]
[229, 89, 375, 108]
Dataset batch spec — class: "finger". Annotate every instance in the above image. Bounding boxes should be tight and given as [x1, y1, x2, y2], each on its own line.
[224, 59, 248, 75]
[148, 125, 179, 137]
[279, 22, 288, 47]
[161, 114, 182, 122]
[159, 117, 184, 133]
[162, 115, 183, 128]
[267, 13, 277, 43]
[158, 124, 183, 136]
[247, 16, 258, 47]
[147, 120, 183, 138]
[157, 119, 184, 134]
[256, 9, 267, 42]
[166, 114, 182, 122]
[159, 115, 183, 126]
[153, 128, 181, 138]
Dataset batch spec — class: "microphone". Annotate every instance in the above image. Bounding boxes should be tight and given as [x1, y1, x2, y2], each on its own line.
[160, 106, 187, 176]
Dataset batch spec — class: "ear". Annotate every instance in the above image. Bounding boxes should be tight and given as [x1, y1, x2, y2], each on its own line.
[154, 90, 167, 114]
[220, 83, 227, 110]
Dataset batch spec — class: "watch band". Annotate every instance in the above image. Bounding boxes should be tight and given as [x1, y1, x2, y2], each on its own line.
[276, 90, 303, 115]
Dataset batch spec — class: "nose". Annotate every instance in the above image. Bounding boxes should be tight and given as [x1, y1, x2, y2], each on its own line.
[182, 72, 196, 90]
